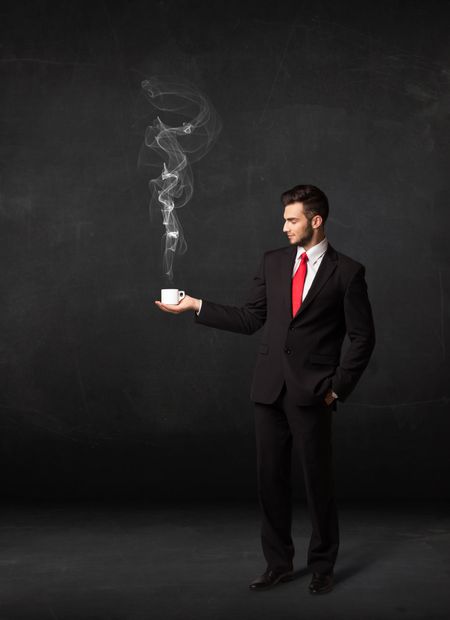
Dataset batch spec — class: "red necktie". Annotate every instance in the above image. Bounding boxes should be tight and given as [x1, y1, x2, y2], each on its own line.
[292, 251, 308, 316]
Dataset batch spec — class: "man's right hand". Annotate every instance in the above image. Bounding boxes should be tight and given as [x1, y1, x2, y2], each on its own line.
[154, 295, 201, 314]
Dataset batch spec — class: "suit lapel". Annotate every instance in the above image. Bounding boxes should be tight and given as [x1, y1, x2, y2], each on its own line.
[281, 242, 338, 324]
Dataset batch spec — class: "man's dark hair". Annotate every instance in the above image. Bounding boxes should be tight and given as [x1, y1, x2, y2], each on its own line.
[281, 184, 329, 225]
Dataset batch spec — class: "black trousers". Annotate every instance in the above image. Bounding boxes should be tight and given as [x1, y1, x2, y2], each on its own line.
[253, 381, 339, 575]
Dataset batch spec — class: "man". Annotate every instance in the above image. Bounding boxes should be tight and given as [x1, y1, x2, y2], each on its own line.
[155, 184, 375, 594]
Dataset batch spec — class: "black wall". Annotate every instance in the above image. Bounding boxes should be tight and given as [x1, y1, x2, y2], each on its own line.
[1, 0, 449, 499]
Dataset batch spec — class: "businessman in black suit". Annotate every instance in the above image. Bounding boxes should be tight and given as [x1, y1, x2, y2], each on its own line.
[155, 184, 375, 594]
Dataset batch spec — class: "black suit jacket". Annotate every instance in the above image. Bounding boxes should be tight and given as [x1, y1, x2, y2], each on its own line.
[194, 242, 375, 407]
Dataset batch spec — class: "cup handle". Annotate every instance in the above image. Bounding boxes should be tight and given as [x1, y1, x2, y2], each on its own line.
[178, 290, 186, 301]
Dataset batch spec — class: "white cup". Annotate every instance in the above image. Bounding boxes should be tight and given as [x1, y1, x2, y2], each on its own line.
[161, 288, 186, 305]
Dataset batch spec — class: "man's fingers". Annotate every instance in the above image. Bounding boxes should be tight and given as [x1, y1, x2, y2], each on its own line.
[323, 390, 334, 405]
[154, 297, 195, 314]
[323, 392, 336, 405]
[154, 301, 181, 313]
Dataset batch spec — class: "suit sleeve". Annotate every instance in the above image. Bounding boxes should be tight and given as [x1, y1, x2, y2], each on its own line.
[193, 254, 267, 335]
[331, 266, 375, 401]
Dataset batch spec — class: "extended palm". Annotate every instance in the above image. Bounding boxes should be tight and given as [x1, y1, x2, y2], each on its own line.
[154, 295, 199, 314]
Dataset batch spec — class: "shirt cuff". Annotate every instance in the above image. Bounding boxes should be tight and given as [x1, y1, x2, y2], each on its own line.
[331, 391, 338, 399]
[196, 299, 202, 315]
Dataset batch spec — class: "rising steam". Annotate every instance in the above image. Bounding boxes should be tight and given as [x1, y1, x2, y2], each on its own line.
[138, 77, 222, 280]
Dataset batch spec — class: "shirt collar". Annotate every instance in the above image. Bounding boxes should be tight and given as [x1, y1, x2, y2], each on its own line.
[296, 236, 328, 263]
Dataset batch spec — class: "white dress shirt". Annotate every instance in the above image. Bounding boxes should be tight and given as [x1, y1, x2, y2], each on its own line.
[195, 236, 338, 398]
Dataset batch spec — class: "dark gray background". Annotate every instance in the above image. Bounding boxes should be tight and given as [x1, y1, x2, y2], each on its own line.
[1, 0, 449, 499]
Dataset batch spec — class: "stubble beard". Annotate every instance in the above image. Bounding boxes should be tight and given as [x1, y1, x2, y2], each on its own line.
[296, 220, 314, 248]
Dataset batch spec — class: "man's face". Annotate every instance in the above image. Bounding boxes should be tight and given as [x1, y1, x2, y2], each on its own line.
[283, 202, 314, 247]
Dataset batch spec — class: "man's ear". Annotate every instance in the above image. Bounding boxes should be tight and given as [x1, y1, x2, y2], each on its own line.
[312, 214, 323, 229]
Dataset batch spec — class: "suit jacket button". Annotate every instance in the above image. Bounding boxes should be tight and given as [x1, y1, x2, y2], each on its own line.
[284, 347, 292, 354]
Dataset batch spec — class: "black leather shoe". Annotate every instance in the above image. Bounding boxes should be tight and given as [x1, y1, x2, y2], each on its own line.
[249, 568, 294, 591]
[309, 571, 334, 594]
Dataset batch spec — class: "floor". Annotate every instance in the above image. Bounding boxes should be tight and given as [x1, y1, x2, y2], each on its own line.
[0, 500, 449, 620]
